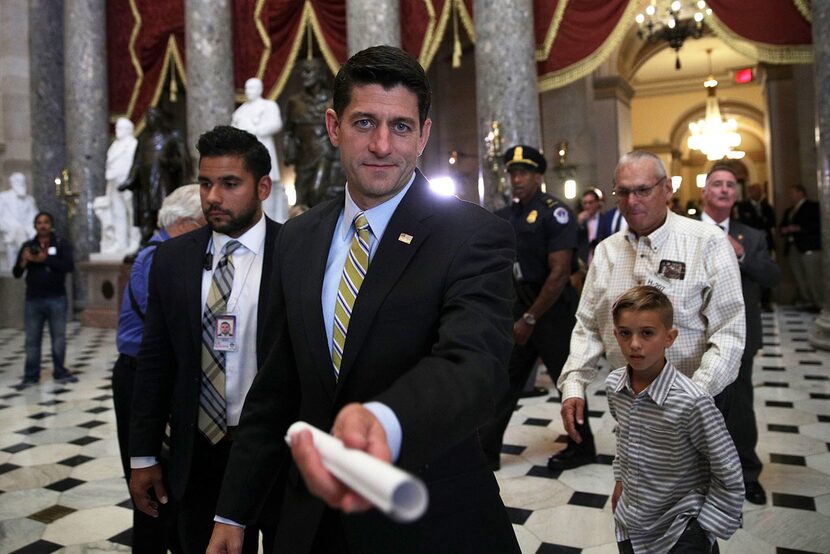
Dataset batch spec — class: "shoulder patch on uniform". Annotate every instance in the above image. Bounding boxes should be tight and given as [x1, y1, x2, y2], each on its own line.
[553, 206, 569, 224]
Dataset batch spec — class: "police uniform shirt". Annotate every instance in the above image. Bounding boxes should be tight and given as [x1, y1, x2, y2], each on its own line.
[496, 190, 577, 287]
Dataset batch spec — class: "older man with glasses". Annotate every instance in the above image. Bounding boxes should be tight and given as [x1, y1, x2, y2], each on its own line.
[550, 150, 746, 475]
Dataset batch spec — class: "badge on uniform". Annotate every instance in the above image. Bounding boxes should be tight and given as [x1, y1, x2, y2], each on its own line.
[658, 259, 686, 280]
[526, 210, 538, 224]
[553, 206, 569, 224]
[214, 314, 238, 352]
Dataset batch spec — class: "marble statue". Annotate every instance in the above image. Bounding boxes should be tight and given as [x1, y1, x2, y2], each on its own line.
[93, 117, 140, 258]
[282, 58, 345, 207]
[0, 173, 39, 273]
[232, 77, 288, 222]
[118, 107, 190, 245]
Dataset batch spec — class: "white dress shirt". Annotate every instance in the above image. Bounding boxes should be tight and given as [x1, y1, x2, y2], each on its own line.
[132, 216, 266, 469]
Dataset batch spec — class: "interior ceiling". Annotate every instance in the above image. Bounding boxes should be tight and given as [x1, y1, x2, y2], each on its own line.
[631, 36, 757, 93]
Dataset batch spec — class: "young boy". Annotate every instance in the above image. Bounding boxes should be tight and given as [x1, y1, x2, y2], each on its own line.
[608, 286, 744, 553]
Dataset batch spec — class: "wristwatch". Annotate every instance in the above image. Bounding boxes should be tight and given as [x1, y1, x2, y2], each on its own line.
[522, 312, 537, 326]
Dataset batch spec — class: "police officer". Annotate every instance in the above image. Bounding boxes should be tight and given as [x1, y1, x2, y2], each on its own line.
[479, 145, 579, 470]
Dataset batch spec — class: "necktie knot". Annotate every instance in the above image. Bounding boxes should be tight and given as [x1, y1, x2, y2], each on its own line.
[224, 240, 242, 256]
[354, 213, 370, 236]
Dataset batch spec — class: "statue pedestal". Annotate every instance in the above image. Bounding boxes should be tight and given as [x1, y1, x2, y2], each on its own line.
[0, 276, 26, 329]
[78, 260, 130, 328]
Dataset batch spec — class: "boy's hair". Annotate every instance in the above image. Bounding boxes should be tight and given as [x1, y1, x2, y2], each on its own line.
[196, 125, 271, 183]
[332, 45, 431, 129]
[612, 285, 674, 328]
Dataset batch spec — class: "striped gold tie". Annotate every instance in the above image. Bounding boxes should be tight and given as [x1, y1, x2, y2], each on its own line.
[198, 240, 242, 444]
[331, 212, 370, 378]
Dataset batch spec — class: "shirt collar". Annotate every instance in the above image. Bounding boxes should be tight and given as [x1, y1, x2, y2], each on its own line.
[700, 211, 730, 234]
[615, 360, 676, 405]
[211, 214, 266, 256]
[340, 172, 415, 241]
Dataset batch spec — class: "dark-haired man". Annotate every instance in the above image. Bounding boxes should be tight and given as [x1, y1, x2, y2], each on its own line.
[13, 211, 75, 387]
[209, 45, 519, 554]
[129, 126, 281, 553]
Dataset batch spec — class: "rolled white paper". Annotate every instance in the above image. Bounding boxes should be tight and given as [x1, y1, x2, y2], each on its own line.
[285, 421, 429, 522]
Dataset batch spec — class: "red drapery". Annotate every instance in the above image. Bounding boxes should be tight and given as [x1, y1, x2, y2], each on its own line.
[106, 0, 814, 125]
[707, 0, 812, 45]
[106, 0, 185, 124]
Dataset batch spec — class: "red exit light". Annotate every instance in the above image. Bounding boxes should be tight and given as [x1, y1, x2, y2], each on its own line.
[735, 68, 753, 84]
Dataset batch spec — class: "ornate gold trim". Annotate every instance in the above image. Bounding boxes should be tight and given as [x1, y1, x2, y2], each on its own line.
[536, 0, 568, 61]
[416, 0, 438, 65]
[705, 12, 813, 65]
[266, 6, 309, 101]
[125, 0, 143, 119]
[421, 0, 453, 70]
[254, 0, 273, 80]
[456, 0, 475, 43]
[305, 2, 341, 77]
[537, 0, 640, 92]
[792, 0, 812, 23]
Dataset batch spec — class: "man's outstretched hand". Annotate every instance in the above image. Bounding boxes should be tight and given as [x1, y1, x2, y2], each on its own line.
[290, 403, 391, 513]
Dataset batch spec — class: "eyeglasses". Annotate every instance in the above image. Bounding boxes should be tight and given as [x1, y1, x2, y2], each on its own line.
[612, 177, 665, 199]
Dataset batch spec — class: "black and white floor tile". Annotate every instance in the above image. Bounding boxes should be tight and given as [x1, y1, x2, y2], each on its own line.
[0, 308, 829, 553]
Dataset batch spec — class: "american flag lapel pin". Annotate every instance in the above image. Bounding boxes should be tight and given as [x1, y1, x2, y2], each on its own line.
[398, 233, 413, 244]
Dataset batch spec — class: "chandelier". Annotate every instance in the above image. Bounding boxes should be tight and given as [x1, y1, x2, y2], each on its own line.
[687, 49, 744, 161]
[635, 1, 710, 69]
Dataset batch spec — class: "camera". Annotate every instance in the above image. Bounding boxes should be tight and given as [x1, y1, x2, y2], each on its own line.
[28, 244, 41, 255]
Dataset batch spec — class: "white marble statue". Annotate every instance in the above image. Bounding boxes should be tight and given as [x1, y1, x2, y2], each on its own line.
[232, 77, 289, 222]
[0, 172, 39, 274]
[94, 117, 140, 259]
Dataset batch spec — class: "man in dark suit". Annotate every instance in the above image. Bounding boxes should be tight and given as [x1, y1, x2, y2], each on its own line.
[781, 184, 822, 311]
[702, 165, 780, 505]
[598, 204, 627, 241]
[129, 126, 281, 553]
[208, 46, 520, 554]
[735, 183, 776, 310]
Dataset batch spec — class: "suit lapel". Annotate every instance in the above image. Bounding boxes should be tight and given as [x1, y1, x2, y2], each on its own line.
[336, 171, 435, 386]
[185, 227, 212, 357]
[301, 200, 343, 401]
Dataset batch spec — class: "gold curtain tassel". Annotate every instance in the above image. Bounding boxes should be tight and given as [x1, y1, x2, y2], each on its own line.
[451, 0, 462, 68]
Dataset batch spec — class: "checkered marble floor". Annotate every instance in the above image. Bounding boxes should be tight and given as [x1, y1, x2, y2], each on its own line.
[0, 308, 828, 553]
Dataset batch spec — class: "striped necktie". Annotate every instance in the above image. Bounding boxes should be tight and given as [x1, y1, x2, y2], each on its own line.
[199, 239, 242, 444]
[331, 212, 371, 378]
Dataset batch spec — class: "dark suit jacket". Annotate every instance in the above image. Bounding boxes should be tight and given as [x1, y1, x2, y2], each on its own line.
[217, 172, 520, 553]
[735, 198, 775, 250]
[782, 199, 821, 253]
[129, 217, 280, 499]
[598, 207, 624, 241]
[730, 220, 780, 354]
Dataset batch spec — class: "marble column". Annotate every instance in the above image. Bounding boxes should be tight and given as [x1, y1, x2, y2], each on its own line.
[185, 0, 234, 164]
[473, 0, 540, 209]
[64, 1, 108, 280]
[346, 0, 400, 55]
[809, 2, 830, 350]
[29, 0, 67, 238]
[592, 76, 634, 196]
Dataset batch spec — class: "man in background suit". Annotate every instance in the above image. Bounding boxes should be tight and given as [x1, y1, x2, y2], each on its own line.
[208, 45, 520, 554]
[598, 205, 627, 241]
[781, 184, 822, 311]
[736, 183, 776, 310]
[702, 165, 780, 505]
[129, 126, 280, 553]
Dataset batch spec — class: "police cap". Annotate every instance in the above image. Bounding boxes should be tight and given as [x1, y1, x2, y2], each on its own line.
[503, 145, 547, 174]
